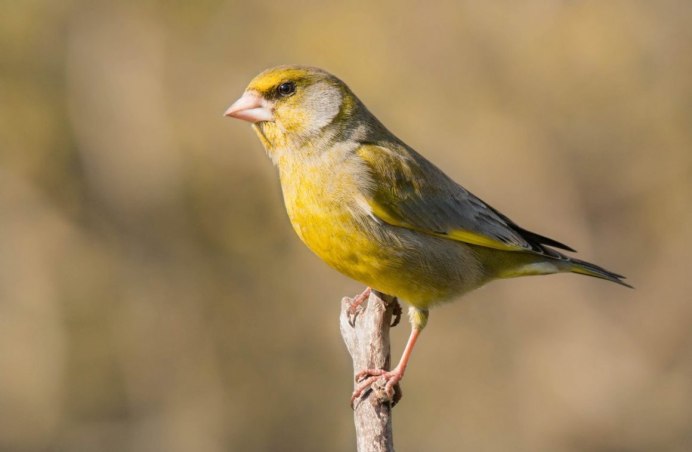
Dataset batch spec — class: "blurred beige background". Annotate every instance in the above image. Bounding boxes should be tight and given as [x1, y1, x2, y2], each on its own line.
[1, 1, 691, 451]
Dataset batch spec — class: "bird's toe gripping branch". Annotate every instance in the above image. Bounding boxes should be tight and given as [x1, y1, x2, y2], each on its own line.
[351, 308, 426, 408]
[351, 368, 403, 408]
[347, 287, 372, 327]
[347, 288, 403, 329]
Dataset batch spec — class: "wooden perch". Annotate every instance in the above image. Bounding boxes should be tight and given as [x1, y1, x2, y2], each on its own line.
[340, 290, 400, 452]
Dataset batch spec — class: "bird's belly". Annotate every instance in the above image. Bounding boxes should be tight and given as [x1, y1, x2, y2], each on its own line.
[290, 211, 381, 278]
[290, 209, 485, 309]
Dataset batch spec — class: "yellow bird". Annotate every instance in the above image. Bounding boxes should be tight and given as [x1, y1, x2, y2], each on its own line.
[225, 65, 630, 404]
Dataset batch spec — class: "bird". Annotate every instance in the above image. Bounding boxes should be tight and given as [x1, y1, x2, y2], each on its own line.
[224, 65, 631, 405]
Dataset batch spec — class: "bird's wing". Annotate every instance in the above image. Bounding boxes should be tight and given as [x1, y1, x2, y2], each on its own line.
[356, 144, 574, 254]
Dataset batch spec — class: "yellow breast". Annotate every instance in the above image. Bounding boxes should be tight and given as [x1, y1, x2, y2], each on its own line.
[278, 157, 381, 280]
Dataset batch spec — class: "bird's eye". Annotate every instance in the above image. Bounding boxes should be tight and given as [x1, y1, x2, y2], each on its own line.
[277, 82, 296, 97]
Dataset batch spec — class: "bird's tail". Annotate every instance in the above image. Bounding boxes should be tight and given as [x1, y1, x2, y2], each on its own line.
[559, 256, 633, 288]
[475, 246, 633, 288]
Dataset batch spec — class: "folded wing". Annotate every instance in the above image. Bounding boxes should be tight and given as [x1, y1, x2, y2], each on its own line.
[356, 143, 575, 256]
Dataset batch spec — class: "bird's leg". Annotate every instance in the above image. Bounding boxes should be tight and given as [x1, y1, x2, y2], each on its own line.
[347, 287, 372, 326]
[351, 326, 421, 406]
[351, 307, 428, 406]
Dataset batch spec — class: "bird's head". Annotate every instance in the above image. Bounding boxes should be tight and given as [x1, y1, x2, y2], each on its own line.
[225, 65, 357, 156]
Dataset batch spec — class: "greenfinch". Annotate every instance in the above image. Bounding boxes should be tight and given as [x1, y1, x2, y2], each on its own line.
[225, 65, 630, 404]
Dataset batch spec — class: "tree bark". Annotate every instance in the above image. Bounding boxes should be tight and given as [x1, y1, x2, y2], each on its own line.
[339, 290, 398, 452]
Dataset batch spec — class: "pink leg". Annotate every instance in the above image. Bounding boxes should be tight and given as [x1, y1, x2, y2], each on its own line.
[346, 287, 372, 326]
[351, 325, 422, 406]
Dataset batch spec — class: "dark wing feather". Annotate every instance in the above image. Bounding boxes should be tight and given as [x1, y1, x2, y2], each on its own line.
[356, 143, 573, 255]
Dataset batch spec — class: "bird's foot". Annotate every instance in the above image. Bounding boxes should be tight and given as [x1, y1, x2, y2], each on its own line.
[351, 367, 403, 408]
[390, 298, 402, 327]
[347, 287, 372, 327]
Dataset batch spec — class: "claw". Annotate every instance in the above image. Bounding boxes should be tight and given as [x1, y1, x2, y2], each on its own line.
[390, 298, 402, 327]
[349, 324, 422, 408]
[350, 367, 404, 408]
[347, 287, 371, 327]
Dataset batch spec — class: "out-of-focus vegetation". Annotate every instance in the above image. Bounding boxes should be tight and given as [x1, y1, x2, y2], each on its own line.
[1, 1, 691, 451]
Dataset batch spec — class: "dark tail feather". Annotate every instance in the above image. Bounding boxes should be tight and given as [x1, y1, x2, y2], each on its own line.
[485, 205, 577, 252]
[565, 257, 633, 288]
[517, 227, 577, 252]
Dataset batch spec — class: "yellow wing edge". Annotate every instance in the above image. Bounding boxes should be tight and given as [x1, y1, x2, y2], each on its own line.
[369, 199, 525, 252]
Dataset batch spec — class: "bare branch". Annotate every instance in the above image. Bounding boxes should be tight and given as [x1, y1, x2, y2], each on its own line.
[340, 290, 398, 452]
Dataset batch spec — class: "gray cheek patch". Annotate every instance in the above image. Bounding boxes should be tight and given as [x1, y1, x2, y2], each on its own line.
[302, 82, 343, 132]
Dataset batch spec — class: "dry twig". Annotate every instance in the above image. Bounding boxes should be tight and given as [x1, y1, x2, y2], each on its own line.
[340, 290, 400, 452]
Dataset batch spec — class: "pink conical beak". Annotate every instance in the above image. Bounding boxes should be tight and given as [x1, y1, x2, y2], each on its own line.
[224, 91, 273, 123]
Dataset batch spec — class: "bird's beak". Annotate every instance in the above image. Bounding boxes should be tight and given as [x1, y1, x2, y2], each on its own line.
[224, 91, 274, 123]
